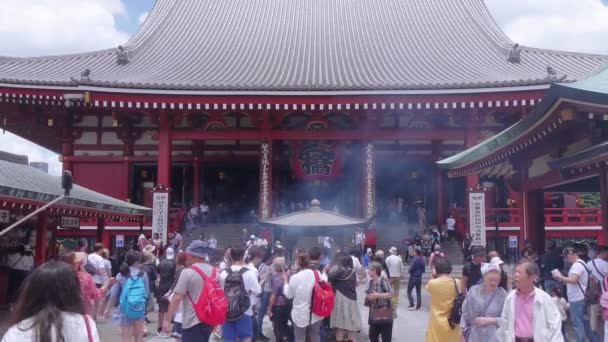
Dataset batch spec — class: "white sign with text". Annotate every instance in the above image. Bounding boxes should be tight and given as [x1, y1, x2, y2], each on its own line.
[468, 192, 486, 247]
[152, 192, 169, 245]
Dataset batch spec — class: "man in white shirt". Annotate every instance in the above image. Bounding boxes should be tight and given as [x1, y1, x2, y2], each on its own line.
[385, 247, 403, 307]
[208, 233, 218, 250]
[355, 231, 366, 256]
[220, 245, 261, 342]
[446, 214, 456, 241]
[87, 243, 106, 287]
[553, 247, 598, 342]
[283, 248, 327, 342]
[587, 245, 608, 337]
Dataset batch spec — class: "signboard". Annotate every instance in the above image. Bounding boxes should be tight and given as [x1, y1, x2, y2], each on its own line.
[60, 216, 80, 229]
[468, 192, 486, 247]
[292, 141, 342, 179]
[152, 192, 169, 245]
[0, 210, 9, 223]
[116, 235, 124, 248]
[509, 236, 518, 248]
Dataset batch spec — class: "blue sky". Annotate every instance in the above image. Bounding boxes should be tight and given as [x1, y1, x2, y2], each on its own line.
[115, 0, 155, 35]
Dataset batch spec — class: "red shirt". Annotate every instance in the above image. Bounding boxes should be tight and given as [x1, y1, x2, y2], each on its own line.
[514, 289, 535, 338]
[77, 271, 105, 314]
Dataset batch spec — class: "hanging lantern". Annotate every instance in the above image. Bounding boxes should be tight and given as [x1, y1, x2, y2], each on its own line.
[47, 117, 54, 127]
[112, 111, 118, 127]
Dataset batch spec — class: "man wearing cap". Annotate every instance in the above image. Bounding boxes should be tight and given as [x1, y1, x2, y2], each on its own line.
[462, 246, 486, 292]
[553, 246, 599, 342]
[162, 240, 215, 342]
[587, 245, 608, 339]
[386, 247, 403, 307]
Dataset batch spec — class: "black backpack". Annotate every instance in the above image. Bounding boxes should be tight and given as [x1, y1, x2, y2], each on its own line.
[447, 278, 466, 329]
[224, 268, 251, 322]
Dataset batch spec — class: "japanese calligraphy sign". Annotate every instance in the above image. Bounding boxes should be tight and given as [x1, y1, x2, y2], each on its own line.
[259, 142, 272, 220]
[0, 210, 10, 223]
[152, 192, 169, 245]
[364, 143, 376, 219]
[468, 192, 486, 247]
[292, 141, 341, 179]
[60, 216, 80, 229]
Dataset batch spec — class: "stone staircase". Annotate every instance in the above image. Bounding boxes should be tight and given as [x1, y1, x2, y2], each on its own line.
[182, 224, 245, 250]
[400, 239, 465, 286]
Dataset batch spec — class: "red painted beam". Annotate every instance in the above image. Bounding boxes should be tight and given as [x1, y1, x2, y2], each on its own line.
[171, 129, 464, 141]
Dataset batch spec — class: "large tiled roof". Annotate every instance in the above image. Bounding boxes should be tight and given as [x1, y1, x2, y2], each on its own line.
[437, 64, 608, 172]
[260, 201, 369, 228]
[0, 0, 606, 92]
[0, 158, 150, 216]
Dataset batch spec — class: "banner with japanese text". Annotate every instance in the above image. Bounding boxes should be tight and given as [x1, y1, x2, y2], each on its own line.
[152, 192, 169, 245]
[468, 192, 486, 247]
[292, 141, 342, 179]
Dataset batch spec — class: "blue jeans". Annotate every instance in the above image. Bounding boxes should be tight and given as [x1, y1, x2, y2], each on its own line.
[544, 280, 558, 294]
[256, 291, 271, 337]
[570, 300, 598, 342]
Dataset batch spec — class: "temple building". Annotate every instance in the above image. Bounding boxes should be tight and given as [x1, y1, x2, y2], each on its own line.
[0, 0, 607, 248]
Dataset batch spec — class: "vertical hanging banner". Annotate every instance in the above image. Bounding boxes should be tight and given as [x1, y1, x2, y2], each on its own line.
[468, 192, 486, 247]
[364, 143, 376, 219]
[259, 141, 272, 220]
[152, 192, 169, 245]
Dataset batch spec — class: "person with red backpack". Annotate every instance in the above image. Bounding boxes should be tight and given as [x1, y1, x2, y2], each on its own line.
[162, 240, 226, 342]
[220, 245, 261, 342]
[283, 248, 333, 342]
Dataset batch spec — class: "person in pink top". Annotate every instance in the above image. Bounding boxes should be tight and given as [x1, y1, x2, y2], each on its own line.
[496, 260, 563, 342]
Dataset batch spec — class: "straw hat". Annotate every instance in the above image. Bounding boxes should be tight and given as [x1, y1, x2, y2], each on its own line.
[143, 244, 156, 254]
[142, 252, 156, 265]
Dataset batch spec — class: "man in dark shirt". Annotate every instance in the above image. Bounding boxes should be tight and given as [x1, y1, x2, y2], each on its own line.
[407, 248, 426, 310]
[462, 245, 485, 292]
[540, 241, 564, 294]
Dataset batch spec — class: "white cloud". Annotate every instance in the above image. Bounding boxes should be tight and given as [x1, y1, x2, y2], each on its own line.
[0, 132, 61, 175]
[138, 12, 149, 24]
[485, 0, 608, 54]
[0, 0, 129, 57]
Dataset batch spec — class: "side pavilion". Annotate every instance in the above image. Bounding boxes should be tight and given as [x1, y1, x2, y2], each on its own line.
[438, 65, 608, 251]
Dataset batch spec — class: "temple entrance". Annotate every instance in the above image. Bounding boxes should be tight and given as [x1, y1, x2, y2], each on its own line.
[375, 158, 435, 225]
[201, 163, 259, 223]
[130, 163, 193, 208]
[274, 143, 362, 217]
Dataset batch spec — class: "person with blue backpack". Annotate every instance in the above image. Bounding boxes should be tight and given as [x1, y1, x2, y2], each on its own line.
[108, 250, 150, 342]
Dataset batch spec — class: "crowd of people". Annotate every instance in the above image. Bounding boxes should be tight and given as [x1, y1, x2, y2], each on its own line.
[6, 222, 608, 342]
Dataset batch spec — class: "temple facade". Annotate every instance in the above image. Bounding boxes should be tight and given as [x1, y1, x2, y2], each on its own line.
[0, 0, 606, 246]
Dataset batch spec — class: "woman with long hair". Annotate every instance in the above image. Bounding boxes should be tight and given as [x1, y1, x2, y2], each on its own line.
[59, 251, 114, 317]
[328, 251, 362, 341]
[2, 261, 101, 342]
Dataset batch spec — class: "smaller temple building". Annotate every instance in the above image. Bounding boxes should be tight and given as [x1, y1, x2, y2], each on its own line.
[438, 64, 608, 254]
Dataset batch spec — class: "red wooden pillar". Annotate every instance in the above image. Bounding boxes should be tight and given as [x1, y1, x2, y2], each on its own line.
[464, 128, 479, 188]
[522, 189, 544, 251]
[61, 139, 74, 172]
[259, 141, 272, 219]
[432, 141, 445, 225]
[157, 112, 172, 188]
[34, 212, 49, 266]
[96, 217, 109, 247]
[192, 157, 201, 205]
[599, 168, 608, 244]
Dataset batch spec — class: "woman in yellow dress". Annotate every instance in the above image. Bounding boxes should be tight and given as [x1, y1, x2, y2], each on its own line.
[426, 256, 461, 342]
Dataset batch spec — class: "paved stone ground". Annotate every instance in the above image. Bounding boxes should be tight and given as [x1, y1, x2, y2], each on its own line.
[97, 287, 432, 341]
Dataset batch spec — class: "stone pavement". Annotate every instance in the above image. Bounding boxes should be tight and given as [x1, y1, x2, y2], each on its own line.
[96, 287, 432, 341]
